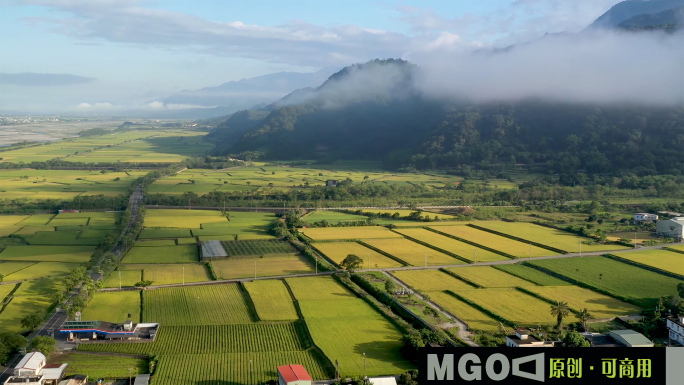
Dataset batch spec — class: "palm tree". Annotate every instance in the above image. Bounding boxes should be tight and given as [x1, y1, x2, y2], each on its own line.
[550, 301, 571, 329]
[577, 308, 593, 330]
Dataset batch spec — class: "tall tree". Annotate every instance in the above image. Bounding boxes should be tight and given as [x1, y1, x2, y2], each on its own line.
[339, 254, 363, 272]
[577, 308, 593, 330]
[550, 301, 571, 330]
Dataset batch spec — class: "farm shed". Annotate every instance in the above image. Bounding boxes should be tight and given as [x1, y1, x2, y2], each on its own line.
[13, 352, 46, 376]
[633, 213, 658, 222]
[607, 330, 653, 347]
[325, 180, 338, 187]
[134, 374, 150, 385]
[655, 217, 684, 240]
[277, 365, 312, 385]
[201, 240, 228, 261]
[40, 364, 69, 385]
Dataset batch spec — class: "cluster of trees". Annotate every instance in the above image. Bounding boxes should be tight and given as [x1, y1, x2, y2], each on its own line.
[0, 333, 55, 364]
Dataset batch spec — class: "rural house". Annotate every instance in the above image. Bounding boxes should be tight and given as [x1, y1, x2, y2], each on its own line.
[667, 315, 684, 346]
[13, 352, 45, 377]
[505, 328, 554, 347]
[325, 180, 338, 187]
[277, 365, 312, 385]
[655, 217, 684, 241]
[633, 213, 658, 222]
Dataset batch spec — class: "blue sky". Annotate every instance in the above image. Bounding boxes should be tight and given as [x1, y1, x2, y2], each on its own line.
[0, 0, 623, 112]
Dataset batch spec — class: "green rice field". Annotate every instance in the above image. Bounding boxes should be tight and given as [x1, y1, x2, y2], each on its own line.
[0, 296, 52, 333]
[456, 288, 559, 326]
[221, 240, 293, 256]
[130, 264, 212, 285]
[0, 245, 94, 262]
[390, 270, 475, 292]
[4, 262, 81, 280]
[243, 280, 299, 321]
[103, 269, 142, 288]
[302, 227, 403, 241]
[286, 277, 412, 377]
[211, 254, 314, 280]
[13, 276, 64, 296]
[121, 245, 199, 264]
[529, 256, 683, 307]
[429, 291, 498, 331]
[81, 291, 141, 323]
[493, 264, 571, 286]
[50, 353, 148, 380]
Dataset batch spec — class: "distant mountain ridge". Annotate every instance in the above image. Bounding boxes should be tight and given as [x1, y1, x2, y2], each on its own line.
[586, 0, 684, 30]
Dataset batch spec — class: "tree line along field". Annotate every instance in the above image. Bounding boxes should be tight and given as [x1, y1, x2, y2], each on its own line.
[0, 129, 211, 163]
[0, 169, 149, 200]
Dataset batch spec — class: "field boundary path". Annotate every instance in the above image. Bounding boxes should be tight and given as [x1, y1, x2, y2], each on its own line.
[380, 271, 478, 347]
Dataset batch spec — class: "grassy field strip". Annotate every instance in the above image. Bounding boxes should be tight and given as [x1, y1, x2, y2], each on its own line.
[493, 264, 571, 286]
[0, 283, 17, 303]
[666, 245, 684, 254]
[145, 209, 228, 228]
[13, 277, 64, 296]
[471, 221, 627, 253]
[151, 351, 332, 384]
[13, 226, 55, 235]
[0, 261, 37, 277]
[302, 227, 403, 241]
[81, 291, 142, 323]
[608, 249, 684, 278]
[50, 353, 148, 380]
[211, 254, 314, 280]
[15, 214, 55, 226]
[392, 228, 510, 263]
[427, 226, 555, 258]
[134, 240, 177, 247]
[362, 238, 464, 266]
[0, 245, 94, 262]
[103, 270, 142, 288]
[136, 264, 212, 285]
[302, 211, 368, 223]
[0, 226, 22, 237]
[429, 291, 499, 331]
[312, 242, 404, 268]
[528, 256, 682, 308]
[390, 270, 475, 292]
[444, 266, 535, 288]
[5, 262, 81, 280]
[221, 240, 293, 256]
[143, 285, 256, 325]
[139, 228, 193, 239]
[0, 296, 52, 333]
[522, 286, 641, 319]
[121, 245, 199, 264]
[286, 276, 412, 377]
[454, 288, 558, 327]
[243, 280, 299, 321]
[0, 215, 30, 226]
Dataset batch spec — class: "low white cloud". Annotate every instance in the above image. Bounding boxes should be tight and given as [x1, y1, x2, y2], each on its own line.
[145, 101, 165, 110]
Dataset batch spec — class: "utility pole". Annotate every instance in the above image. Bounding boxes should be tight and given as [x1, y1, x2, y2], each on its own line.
[363, 353, 366, 381]
[368, 253, 370, 271]
[254, 260, 256, 280]
[119, 271, 121, 290]
[182, 266, 185, 285]
[424, 252, 427, 268]
[315, 255, 318, 275]
[474, 249, 476, 263]
[529, 242, 532, 260]
[579, 241, 582, 257]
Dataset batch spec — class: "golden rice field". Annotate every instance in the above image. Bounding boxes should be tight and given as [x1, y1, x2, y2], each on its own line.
[445, 266, 535, 288]
[0, 261, 34, 276]
[390, 270, 474, 292]
[302, 227, 403, 241]
[524, 286, 641, 319]
[610, 249, 684, 276]
[211, 254, 314, 280]
[103, 269, 142, 288]
[4, 262, 81, 280]
[0, 284, 15, 302]
[429, 226, 554, 258]
[0, 215, 30, 226]
[393, 228, 509, 262]
[285, 276, 356, 300]
[312, 242, 403, 268]
[243, 280, 299, 321]
[456, 288, 558, 326]
[0, 245, 94, 262]
[390, 221, 475, 227]
[362, 238, 464, 266]
[473, 221, 628, 253]
[668, 245, 684, 253]
[429, 291, 498, 331]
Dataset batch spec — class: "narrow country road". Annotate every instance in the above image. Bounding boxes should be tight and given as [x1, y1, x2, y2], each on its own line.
[380, 271, 479, 347]
[0, 184, 146, 384]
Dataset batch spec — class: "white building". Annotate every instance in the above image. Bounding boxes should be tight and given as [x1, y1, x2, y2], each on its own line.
[505, 328, 554, 347]
[13, 352, 46, 377]
[668, 315, 684, 346]
[633, 213, 658, 222]
[655, 217, 684, 240]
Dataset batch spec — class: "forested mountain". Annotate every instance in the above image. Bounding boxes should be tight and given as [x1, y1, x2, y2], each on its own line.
[617, 6, 684, 31]
[207, 57, 684, 184]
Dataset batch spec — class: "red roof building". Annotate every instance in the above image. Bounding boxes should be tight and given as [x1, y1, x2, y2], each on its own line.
[277, 365, 312, 385]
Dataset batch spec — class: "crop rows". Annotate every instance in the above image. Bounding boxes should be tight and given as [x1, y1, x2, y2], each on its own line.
[152, 351, 332, 385]
[79, 323, 309, 355]
[50, 354, 148, 379]
[221, 240, 293, 256]
[243, 280, 299, 321]
[143, 285, 255, 325]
